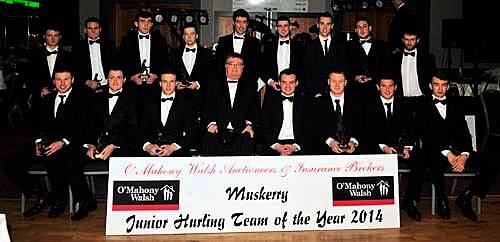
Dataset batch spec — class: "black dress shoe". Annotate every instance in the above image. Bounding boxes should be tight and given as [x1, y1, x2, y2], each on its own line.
[48, 201, 66, 218]
[456, 191, 477, 221]
[401, 199, 422, 221]
[437, 198, 451, 220]
[23, 195, 50, 217]
[70, 199, 97, 221]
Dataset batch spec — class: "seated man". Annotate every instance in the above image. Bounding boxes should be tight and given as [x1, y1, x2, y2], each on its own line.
[260, 68, 311, 155]
[136, 70, 198, 157]
[404, 71, 473, 221]
[202, 53, 258, 155]
[363, 74, 414, 157]
[314, 69, 363, 154]
[6, 68, 90, 218]
[68, 68, 137, 220]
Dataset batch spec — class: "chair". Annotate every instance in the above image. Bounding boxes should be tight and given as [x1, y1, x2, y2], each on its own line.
[6, 73, 25, 127]
[479, 89, 500, 154]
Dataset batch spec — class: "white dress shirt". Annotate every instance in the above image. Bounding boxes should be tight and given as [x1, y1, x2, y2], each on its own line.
[325, 92, 359, 146]
[88, 37, 106, 85]
[108, 88, 122, 115]
[277, 95, 295, 140]
[277, 37, 291, 75]
[232, 33, 245, 54]
[53, 88, 72, 145]
[360, 38, 372, 55]
[182, 43, 197, 75]
[401, 48, 423, 97]
[226, 80, 239, 130]
[160, 92, 175, 125]
[318, 35, 331, 56]
[138, 32, 151, 73]
[46, 46, 58, 77]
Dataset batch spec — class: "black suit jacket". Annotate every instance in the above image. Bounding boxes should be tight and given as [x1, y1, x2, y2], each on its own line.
[118, 30, 171, 79]
[85, 86, 137, 151]
[303, 37, 346, 97]
[417, 96, 472, 156]
[261, 36, 303, 83]
[215, 33, 261, 87]
[71, 37, 118, 85]
[391, 49, 436, 97]
[388, 3, 416, 51]
[172, 44, 215, 90]
[204, 76, 259, 132]
[260, 93, 311, 148]
[315, 92, 364, 150]
[363, 96, 414, 154]
[27, 47, 72, 96]
[345, 38, 390, 94]
[136, 92, 198, 153]
[36, 87, 91, 151]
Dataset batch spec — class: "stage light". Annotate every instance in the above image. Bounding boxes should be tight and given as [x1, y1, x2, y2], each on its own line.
[170, 13, 179, 24]
[153, 9, 165, 25]
[185, 13, 194, 24]
[198, 11, 209, 25]
[360, 0, 369, 9]
[331, 0, 343, 13]
[374, 0, 384, 8]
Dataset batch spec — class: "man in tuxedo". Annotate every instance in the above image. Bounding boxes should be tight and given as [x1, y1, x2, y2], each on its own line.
[26, 25, 71, 104]
[346, 16, 390, 100]
[6, 68, 90, 218]
[261, 16, 303, 94]
[403, 72, 473, 221]
[172, 23, 214, 117]
[260, 69, 311, 155]
[314, 69, 363, 154]
[363, 75, 414, 157]
[67, 68, 137, 220]
[203, 53, 258, 156]
[215, 9, 261, 90]
[118, 10, 170, 87]
[388, 0, 416, 53]
[303, 12, 346, 98]
[136, 70, 198, 157]
[72, 17, 118, 90]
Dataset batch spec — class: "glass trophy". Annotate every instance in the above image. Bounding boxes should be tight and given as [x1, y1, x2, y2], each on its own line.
[37, 132, 51, 156]
[336, 129, 351, 153]
[359, 66, 372, 83]
[94, 132, 109, 159]
[140, 59, 150, 82]
[396, 133, 410, 158]
[154, 129, 167, 152]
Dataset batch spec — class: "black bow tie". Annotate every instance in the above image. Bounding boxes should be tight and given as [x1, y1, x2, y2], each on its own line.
[46, 50, 58, 56]
[227, 80, 238, 84]
[404, 51, 415, 57]
[280, 40, 290, 45]
[88, 39, 101, 45]
[433, 98, 447, 105]
[234, 35, 244, 40]
[185, 47, 196, 53]
[139, 34, 150, 39]
[161, 97, 174, 102]
[107, 92, 121, 98]
[360, 39, 372, 45]
[282, 96, 294, 102]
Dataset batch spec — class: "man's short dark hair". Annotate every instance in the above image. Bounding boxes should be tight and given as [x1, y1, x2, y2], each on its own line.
[135, 10, 153, 22]
[432, 70, 449, 83]
[225, 52, 244, 65]
[318, 12, 333, 23]
[328, 67, 345, 77]
[377, 73, 395, 85]
[233, 9, 249, 22]
[161, 68, 178, 78]
[53, 67, 73, 77]
[355, 16, 371, 27]
[279, 68, 297, 81]
[85, 17, 100, 27]
[276, 16, 291, 25]
[182, 23, 198, 34]
[403, 28, 419, 38]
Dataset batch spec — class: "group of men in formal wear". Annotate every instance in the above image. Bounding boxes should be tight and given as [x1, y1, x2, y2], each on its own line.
[5, 7, 493, 224]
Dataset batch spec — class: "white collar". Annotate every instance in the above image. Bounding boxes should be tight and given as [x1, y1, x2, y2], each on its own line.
[161, 92, 176, 99]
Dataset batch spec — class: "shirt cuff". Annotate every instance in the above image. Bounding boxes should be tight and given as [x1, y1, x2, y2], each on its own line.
[35, 139, 42, 144]
[62, 138, 70, 145]
[379, 144, 387, 152]
[83, 144, 90, 148]
[441, 150, 451, 157]
[267, 78, 273, 86]
[461, 152, 470, 157]
[350, 137, 358, 147]
[143, 142, 151, 151]
[194, 81, 201, 90]
[172, 143, 181, 151]
[207, 122, 216, 129]
[405, 145, 413, 151]
[271, 143, 279, 150]
[326, 137, 335, 146]
[245, 120, 252, 126]
[293, 143, 301, 151]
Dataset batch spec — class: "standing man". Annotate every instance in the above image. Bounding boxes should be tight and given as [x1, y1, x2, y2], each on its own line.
[215, 9, 261, 90]
[203, 53, 258, 155]
[403, 72, 473, 221]
[315, 69, 363, 154]
[172, 23, 214, 117]
[136, 70, 198, 157]
[392, 29, 436, 110]
[6, 68, 90, 218]
[118, 10, 170, 87]
[72, 17, 118, 91]
[68, 68, 137, 220]
[388, 0, 416, 53]
[346, 16, 390, 100]
[260, 69, 311, 155]
[303, 12, 345, 98]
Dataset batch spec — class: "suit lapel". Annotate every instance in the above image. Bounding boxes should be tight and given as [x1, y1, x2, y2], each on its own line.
[165, 96, 179, 127]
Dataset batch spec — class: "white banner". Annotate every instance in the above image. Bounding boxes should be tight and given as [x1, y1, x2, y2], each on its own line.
[232, 0, 308, 13]
[106, 155, 400, 235]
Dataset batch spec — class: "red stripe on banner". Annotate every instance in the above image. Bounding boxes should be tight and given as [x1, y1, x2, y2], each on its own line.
[332, 199, 395, 206]
[112, 204, 179, 211]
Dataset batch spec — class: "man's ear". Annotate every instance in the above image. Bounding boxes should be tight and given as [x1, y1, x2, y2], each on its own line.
[134, 21, 138, 28]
